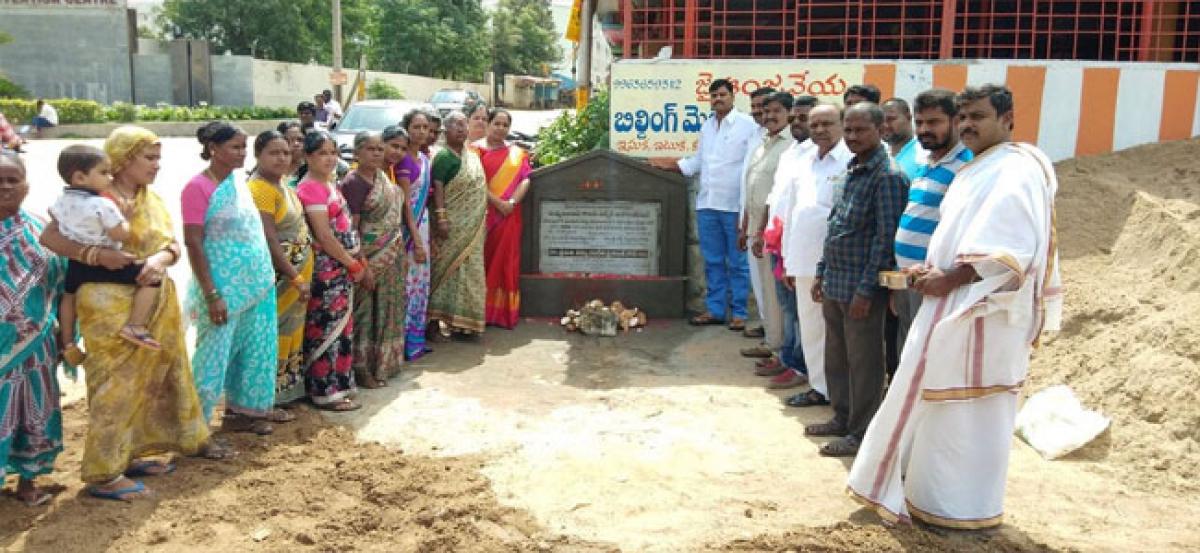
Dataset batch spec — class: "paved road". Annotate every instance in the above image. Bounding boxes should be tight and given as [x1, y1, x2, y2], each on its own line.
[15, 109, 561, 403]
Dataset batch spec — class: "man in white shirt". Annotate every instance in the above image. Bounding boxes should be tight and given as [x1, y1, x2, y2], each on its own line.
[778, 104, 853, 407]
[322, 89, 344, 122]
[33, 99, 58, 138]
[651, 78, 759, 329]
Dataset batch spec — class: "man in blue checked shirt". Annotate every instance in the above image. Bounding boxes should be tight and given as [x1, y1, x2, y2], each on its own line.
[892, 89, 974, 352]
[804, 102, 910, 458]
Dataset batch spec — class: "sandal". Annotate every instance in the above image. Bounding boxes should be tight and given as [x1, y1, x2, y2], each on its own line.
[805, 419, 847, 437]
[88, 479, 148, 502]
[786, 389, 830, 407]
[688, 313, 724, 326]
[727, 318, 746, 332]
[118, 325, 163, 351]
[198, 441, 238, 461]
[819, 435, 861, 457]
[264, 408, 297, 423]
[222, 414, 274, 436]
[314, 398, 361, 412]
[125, 460, 176, 477]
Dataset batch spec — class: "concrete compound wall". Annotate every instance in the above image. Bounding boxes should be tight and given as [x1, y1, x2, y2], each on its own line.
[245, 58, 492, 107]
[0, 4, 133, 104]
[861, 60, 1200, 161]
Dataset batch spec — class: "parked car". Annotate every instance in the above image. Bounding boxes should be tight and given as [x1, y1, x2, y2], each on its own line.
[332, 99, 431, 160]
[429, 89, 484, 119]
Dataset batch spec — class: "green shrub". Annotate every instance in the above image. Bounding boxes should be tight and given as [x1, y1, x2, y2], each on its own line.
[0, 98, 105, 124]
[0, 98, 292, 124]
[367, 80, 406, 100]
[533, 88, 610, 167]
[0, 77, 29, 99]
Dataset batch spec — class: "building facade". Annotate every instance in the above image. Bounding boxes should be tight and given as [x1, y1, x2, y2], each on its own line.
[619, 0, 1200, 62]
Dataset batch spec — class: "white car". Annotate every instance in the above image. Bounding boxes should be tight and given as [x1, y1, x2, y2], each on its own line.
[332, 99, 432, 160]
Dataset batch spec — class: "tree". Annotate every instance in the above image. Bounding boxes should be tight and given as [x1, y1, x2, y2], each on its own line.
[372, 0, 490, 81]
[158, 0, 374, 66]
[490, 0, 561, 77]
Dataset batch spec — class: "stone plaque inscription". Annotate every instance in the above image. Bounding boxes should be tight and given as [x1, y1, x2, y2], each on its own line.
[539, 200, 661, 275]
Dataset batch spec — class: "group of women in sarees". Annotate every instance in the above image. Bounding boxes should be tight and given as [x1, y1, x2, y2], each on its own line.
[0, 101, 532, 504]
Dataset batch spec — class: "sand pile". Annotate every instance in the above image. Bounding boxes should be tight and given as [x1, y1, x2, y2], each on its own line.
[1028, 138, 1200, 493]
[0, 403, 614, 552]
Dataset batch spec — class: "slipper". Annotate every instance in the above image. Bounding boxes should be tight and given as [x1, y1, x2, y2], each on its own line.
[820, 435, 861, 457]
[740, 345, 773, 358]
[125, 460, 176, 477]
[88, 479, 146, 502]
[805, 419, 847, 437]
[727, 318, 746, 331]
[18, 490, 53, 507]
[198, 441, 238, 461]
[118, 325, 163, 351]
[222, 415, 274, 436]
[688, 314, 724, 326]
[314, 399, 361, 412]
[265, 408, 297, 423]
[786, 389, 830, 407]
[742, 326, 765, 339]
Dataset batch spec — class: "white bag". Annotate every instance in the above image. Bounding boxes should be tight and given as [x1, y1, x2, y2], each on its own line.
[1015, 385, 1111, 460]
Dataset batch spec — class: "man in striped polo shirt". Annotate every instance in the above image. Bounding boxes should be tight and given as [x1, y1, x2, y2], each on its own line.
[892, 88, 974, 350]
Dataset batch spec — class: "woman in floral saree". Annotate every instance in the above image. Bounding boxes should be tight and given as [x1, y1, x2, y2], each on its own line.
[249, 130, 312, 407]
[428, 112, 487, 335]
[343, 129, 422, 387]
[394, 110, 433, 360]
[298, 131, 370, 411]
[0, 152, 65, 506]
[40, 126, 225, 501]
[182, 122, 280, 435]
[477, 109, 532, 329]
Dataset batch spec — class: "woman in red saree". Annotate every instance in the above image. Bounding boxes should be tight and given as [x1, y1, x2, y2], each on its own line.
[475, 109, 531, 329]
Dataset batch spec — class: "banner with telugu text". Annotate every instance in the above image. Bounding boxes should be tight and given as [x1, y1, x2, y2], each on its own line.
[609, 60, 864, 157]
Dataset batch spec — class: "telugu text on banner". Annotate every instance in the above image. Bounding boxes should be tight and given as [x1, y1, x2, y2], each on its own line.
[609, 60, 864, 157]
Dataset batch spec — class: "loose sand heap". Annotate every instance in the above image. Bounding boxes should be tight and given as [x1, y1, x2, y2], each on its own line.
[1029, 138, 1200, 493]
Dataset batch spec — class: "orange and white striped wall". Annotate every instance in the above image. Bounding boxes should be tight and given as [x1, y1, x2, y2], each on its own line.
[865, 60, 1200, 161]
[609, 59, 1200, 162]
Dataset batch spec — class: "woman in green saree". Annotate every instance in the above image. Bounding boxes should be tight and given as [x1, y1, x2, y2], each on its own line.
[428, 112, 488, 335]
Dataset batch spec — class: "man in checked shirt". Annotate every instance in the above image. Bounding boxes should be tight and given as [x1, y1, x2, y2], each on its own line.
[804, 102, 910, 457]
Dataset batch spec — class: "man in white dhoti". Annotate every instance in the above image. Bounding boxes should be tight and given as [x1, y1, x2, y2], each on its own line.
[846, 84, 1062, 529]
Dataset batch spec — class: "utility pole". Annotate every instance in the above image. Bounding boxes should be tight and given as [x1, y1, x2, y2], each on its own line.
[332, 0, 344, 103]
[576, 0, 592, 111]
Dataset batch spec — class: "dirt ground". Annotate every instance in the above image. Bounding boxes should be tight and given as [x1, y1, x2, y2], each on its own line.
[3, 140, 1200, 552]
[2, 322, 1197, 552]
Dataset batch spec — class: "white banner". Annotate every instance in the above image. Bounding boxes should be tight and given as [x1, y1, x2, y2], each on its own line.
[610, 60, 864, 157]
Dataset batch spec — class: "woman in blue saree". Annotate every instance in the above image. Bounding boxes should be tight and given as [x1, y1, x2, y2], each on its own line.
[181, 122, 281, 435]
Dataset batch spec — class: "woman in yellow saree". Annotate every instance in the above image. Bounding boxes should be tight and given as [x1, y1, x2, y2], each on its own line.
[40, 126, 227, 501]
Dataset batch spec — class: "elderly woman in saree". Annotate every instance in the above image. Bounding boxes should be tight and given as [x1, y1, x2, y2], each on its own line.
[342, 129, 422, 388]
[0, 153, 66, 506]
[248, 130, 312, 408]
[477, 108, 532, 329]
[395, 110, 434, 360]
[182, 122, 280, 435]
[298, 131, 370, 411]
[428, 112, 488, 336]
[40, 126, 225, 502]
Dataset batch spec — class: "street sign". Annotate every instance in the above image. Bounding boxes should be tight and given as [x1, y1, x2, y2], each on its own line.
[329, 70, 349, 86]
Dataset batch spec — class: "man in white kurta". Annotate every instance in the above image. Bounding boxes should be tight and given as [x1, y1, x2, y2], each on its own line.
[846, 84, 1062, 529]
[778, 104, 852, 404]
